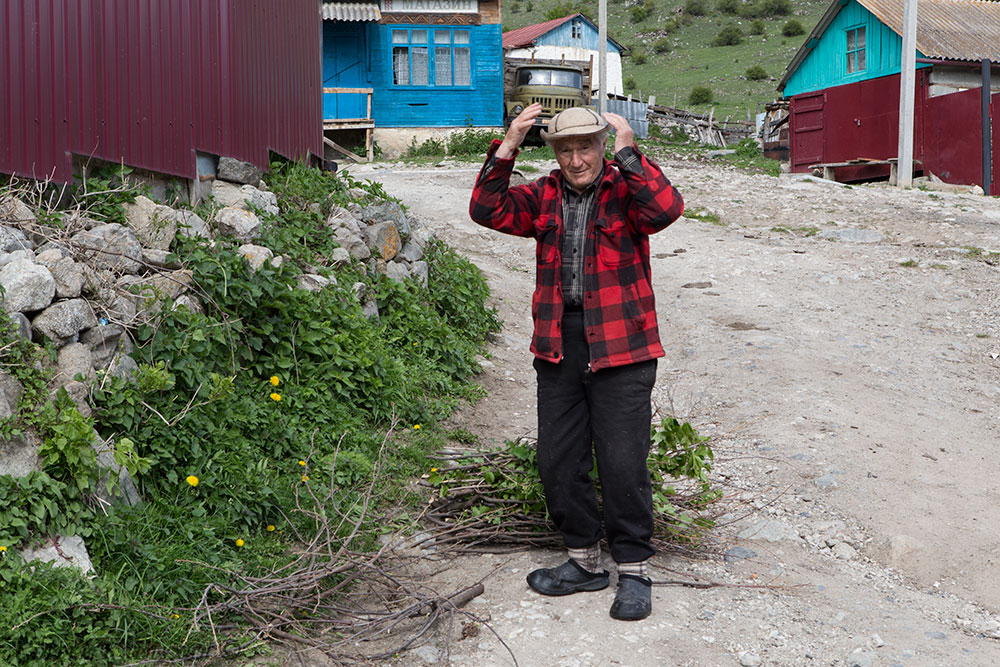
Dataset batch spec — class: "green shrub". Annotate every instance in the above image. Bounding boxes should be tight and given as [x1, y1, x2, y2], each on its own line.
[75, 164, 141, 225]
[745, 64, 768, 80]
[734, 137, 761, 159]
[683, 0, 707, 15]
[632, 51, 647, 65]
[406, 136, 446, 158]
[724, 137, 781, 176]
[782, 19, 805, 36]
[762, 0, 791, 14]
[624, 77, 637, 91]
[712, 24, 743, 46]
[717, 0, 740, 14]
[630, 3, 652, 22]
[749, 18, 766, 35]
[689, 86, 713, 104]
[447, 127, 506, 157]
[742, 0, 790, 16]
[544, 1, 588, 19]
[652, 37, 673, 53]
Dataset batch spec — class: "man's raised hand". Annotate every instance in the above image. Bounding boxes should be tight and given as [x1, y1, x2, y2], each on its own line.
[602, 112, 635, 153]
[496, 103, 543, 159]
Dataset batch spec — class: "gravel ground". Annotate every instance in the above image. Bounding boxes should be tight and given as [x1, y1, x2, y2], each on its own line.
[345, 151, 1000, 667]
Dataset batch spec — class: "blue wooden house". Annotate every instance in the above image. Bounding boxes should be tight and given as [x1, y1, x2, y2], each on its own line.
[502, 14, 626, 95]
[776, 0, 999, 190]
[322, 0, 503, 159]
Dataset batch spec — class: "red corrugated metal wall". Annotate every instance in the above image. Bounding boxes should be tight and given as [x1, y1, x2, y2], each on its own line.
[790, 72, 927, 181]
[993, 93, 999, 196]
[922, 86, 985, 187]
[789, 70, 1000, 190]
[0, 0, 321, 183]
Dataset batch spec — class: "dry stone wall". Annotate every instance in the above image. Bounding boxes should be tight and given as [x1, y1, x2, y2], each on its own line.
[0, 159, 435, 572]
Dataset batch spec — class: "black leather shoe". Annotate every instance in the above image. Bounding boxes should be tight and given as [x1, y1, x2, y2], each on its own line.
[609, 574, 652, 620]
[526, 559, 610, 596]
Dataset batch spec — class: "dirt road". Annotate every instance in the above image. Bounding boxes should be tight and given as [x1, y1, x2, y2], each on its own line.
[350, 152, 1000, 667]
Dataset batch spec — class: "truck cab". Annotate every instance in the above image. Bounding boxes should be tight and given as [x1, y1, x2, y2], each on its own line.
[505, 64, 590, 141]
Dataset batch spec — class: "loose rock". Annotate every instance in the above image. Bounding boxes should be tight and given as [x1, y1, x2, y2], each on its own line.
[0, 257, 55, 312]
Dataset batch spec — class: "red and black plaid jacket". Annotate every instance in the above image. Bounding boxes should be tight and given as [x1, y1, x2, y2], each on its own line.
[469, 139, 684, 371]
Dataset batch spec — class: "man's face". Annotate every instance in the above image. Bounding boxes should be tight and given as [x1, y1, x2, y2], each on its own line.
[552, 135, 604, 192]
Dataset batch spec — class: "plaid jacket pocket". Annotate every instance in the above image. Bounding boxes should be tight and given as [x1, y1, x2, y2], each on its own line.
[536, 217, 558, 264]
[595, 218, 638, 268]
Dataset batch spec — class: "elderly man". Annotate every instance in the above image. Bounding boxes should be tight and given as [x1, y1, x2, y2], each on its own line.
[469, 104, 684, 620]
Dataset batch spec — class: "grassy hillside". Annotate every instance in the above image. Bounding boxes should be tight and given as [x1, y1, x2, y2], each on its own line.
[502, 0, 830, 120]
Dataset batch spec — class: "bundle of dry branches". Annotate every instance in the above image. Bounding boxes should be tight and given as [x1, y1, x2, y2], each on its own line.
[137, 427, 506, 665]
[417, 437, 727, 557]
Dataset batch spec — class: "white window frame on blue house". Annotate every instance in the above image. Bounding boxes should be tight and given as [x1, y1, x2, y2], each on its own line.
[391, 28, 472, 88]
[571, 19, 582, 39]
[846, 25, 866, 74]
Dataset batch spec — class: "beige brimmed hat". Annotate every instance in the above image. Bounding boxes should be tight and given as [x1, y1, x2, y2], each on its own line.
[540, 107, 608, 141]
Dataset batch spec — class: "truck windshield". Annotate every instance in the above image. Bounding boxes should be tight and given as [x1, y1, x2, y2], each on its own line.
[516, 69, 582, 88]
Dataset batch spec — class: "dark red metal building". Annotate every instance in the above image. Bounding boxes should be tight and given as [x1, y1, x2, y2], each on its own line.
[789, 71, 999, 191]
[0, 0, 322, 184]
[778, 0, 999, 193]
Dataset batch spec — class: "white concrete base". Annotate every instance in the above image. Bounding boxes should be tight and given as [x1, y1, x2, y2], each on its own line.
[373, 127, 504, 159]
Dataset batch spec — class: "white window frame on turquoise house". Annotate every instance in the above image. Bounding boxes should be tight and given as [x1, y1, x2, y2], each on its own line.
[846, 25, 866, 74]
[391, 27, 472, 88]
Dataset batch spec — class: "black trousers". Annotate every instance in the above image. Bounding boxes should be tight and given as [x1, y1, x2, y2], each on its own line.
[533, 310, 657, 564]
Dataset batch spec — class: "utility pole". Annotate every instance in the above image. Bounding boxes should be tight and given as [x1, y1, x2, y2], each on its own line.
[982, 59, 992, 196]
[598, 0, 607, 114]
[897, 0, 918, 188]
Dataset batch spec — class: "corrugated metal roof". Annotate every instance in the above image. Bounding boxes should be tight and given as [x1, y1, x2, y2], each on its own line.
[321, 3, 381, 22]
[862, 0, 1000, 61]
[779, 0, 1000, 92]
[502, 13, 626, 52]
[502, 14, 579, 49]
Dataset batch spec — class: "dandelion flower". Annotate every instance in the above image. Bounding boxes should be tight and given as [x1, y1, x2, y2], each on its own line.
[266, 524, 276, 532]
[270, 392, 281, 402]
[235, 538, 245, 547]
[298, 460, 306, 466]
[302, 474, 309, 482]
[413, 424, 421, 431]
[269, 375, 280, 386]
[430, 468, 438, 473]
[0, 546, 6, 553]
[186, 475, 199, 487]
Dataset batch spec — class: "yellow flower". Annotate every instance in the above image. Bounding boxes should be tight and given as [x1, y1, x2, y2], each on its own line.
[298, 460, 306, 466]
[266, 524, 276, 532]
[413, 424, 421, 430]
[0, 546, 7, 553]
[170, 613, 180, 619]
[412, 342, 418, 346]
[235, 538, 245, 548]
[269, 375, 280, 386]
[430, 468, 438, 473]
[270, 393, 281, 402]
[186, 475, 199, 487]
[302, 474, 309, 482]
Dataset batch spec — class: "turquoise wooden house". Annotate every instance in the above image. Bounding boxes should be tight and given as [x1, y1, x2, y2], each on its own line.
[322, 0, 504, 159]
[776, 0, 999, 190]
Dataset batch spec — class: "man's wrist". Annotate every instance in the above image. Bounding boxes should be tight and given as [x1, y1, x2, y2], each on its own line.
[495, 142, 518, 160]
